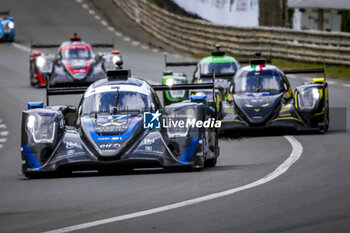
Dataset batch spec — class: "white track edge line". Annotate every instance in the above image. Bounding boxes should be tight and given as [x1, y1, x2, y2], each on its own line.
[44, 135, 303, 233]
[12, 43, 31, 53]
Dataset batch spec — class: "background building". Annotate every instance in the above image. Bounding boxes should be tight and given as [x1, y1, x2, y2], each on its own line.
[288, 0, 350, 32]
[161, 0, 350, 32]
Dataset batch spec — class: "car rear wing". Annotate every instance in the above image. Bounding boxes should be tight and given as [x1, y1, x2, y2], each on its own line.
[200, 73, 235, 79]
[152, 83, 214, 91]
[154, 66, 219, 101]
[0, 10, 10, 16]
[165, 59, 272, 67]
[45, 69, 131, 105]
[46, 85, 88, 106]
[31, 43, 114, 49]
[164, 55, 197, 69]
[283, 68, 325, 75]
[91, 43, 114, 48]
[239, 58, 272, 64]
[283, 68, 326, 84]
[31, 44, 61, 49]
[164, 55, 272, 69]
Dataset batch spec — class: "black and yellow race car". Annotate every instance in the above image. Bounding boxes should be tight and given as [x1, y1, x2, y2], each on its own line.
[220, 59, 329, 134]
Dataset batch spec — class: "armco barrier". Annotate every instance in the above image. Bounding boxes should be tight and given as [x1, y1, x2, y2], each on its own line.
[113, 0, 350, 66]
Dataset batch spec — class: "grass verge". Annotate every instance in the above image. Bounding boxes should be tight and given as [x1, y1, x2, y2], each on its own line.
[271, 58, 350, 80]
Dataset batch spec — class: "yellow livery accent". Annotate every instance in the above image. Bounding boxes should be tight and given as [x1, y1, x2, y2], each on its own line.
[254, 109, 260, 112]
[313, 77, 325, 84]
[281, 104, 291, 112]
[245, 104, 253, 107]
[261, 103, 270, 107]
[294, 91, 298, 109]
[216, 93, 221, 111]
[319, 88, 323, 99]
[314, 108, 325, 116]
[225, 108, 234, 113]
[227, 93, 233, 102]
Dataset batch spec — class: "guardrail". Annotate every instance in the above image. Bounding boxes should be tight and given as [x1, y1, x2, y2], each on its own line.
[113, 0, 350, 66]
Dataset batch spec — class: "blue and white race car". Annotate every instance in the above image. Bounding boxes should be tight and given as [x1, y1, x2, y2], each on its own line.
[21, 69, 220, 178]
[0, 11, 15, 42]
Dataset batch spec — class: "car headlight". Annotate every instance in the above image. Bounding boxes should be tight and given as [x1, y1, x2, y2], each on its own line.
[166, 79, 174, 87]
[312, 88, 320, 99]
[8, 21, 14, 29]
[297, 87, 320, 110]
[112, 56, 121, 66]
[166, 79, 186, 99]
[36, 56, 46, 68]
[36, 56, 53, 73]
[26, 114, 56, 143]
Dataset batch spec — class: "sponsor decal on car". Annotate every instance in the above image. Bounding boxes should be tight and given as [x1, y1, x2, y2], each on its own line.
[99, 143, 121, 149]
[65, 141, 78, 149]
[142, 138, 155, 144]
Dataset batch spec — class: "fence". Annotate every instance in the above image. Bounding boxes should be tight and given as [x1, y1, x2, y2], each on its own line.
[113, 0, 350, 66]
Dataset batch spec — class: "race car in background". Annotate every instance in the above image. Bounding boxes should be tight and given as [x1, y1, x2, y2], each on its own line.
[192, 45, 240, 91]
[220, 59, 329, 134]
[161, 70, 189, 106]
[21, 69, 220, 178]
[0, 10, 15, 42]
[29, 33, 122, 87]
[162, 45, 241, 105]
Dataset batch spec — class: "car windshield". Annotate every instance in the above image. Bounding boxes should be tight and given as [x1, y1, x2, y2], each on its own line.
[201, 62, 237, 75]
[82, 91, 153, 115]
[234, 70, 282, 93]
[62, 48, 91, 59]
[200, 78, 231, 90]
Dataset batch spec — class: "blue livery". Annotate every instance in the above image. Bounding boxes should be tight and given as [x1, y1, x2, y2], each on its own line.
[0, 11, 15, 42]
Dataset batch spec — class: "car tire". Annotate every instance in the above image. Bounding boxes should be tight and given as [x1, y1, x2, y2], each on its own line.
[30, 76, 35, 86]
[319, 102, 329, 134]
[24, 171, 38, 178]
[204, 157, 217, 167]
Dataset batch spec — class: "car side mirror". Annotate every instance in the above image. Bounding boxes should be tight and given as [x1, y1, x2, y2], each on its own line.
[110, 107, 118, 115]
[115, 60, 123, 68]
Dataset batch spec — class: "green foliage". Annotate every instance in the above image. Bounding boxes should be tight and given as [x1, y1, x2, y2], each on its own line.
[341, 10, 350, 33]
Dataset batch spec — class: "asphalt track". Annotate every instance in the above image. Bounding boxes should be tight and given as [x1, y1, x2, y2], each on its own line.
[0, 0, 350, 232]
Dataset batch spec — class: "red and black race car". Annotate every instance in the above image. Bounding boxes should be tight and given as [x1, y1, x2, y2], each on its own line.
[29, 33, 123, 87]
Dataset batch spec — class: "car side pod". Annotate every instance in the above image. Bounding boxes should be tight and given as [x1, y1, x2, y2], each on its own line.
[313, 77, 326, 84]
[27, 102, 44, 109]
